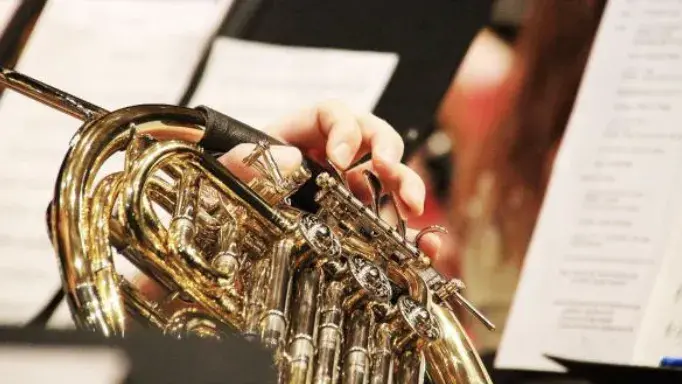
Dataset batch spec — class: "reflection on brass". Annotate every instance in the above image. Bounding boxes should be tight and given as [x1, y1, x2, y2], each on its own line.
[0, 66, 494, 384]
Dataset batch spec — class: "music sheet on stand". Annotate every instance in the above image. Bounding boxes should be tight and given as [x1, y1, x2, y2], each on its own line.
[496, 0, 682, 371]
[0, 0, 231, 327]
[189, 37, 399, 129]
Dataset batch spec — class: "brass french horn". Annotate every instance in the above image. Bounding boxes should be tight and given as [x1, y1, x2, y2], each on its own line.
[0, 67, 494, 384]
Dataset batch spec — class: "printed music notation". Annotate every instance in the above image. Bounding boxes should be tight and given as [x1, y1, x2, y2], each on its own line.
[657, 284, 682, 348]
[496, 0, 682, 371]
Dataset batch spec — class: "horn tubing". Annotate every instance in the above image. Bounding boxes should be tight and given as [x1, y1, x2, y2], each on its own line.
[424, 302, 493, 384]
[51, 105, 205, 333]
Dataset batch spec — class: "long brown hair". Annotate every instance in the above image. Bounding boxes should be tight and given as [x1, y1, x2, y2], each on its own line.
[500, 0, 606, 191]
[456, 0, 607, 266]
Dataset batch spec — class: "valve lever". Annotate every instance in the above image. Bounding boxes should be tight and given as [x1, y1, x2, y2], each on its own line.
[326, 160, 350, 189]
[453, 291, 496, 331]
[435, 279, 496, 331]
[389, 194, 407, 242]
[414, 225, 448, 245]
[243, 141, 287, 189]
[362, 170, 382, 216]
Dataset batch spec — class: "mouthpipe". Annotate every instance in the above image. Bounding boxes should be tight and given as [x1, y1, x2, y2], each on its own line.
[0, 66, 107, 120]
[0, 68, 292, 157]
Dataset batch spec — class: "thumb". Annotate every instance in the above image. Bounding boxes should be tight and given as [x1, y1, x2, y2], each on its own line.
[217, 144, 303, 182]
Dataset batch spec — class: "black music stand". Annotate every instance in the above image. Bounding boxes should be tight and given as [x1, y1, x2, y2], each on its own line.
[547, 355, 682, 384]
[0, 0, 47, 67]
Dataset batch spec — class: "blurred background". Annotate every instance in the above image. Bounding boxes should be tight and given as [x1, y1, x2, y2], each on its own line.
[0, 0, 607, 382]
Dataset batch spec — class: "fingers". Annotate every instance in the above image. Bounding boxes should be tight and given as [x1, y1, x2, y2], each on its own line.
[347, 161, 426, 219]
[265, 101, 404, 174]
[398, 229, 445, 275]
[320, 103, 363, 169]
[357, 113, 404, 179]
[411, 229, 460, 279]
[265, 101, 362, 169]
[217, 143, 303, 182]
[416, 232, 442, 264]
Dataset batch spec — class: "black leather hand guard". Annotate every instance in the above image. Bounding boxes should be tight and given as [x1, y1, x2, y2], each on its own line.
[196, 105, 282, 153]
[195, 105, 322, 212]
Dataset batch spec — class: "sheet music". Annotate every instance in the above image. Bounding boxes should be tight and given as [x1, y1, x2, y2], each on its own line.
[0, 1, 19, 39]
[496, 0, 682, 370]
[0, 346, 129, 384]
[189, 37, 399, 129]
[0, 0, 231, 327]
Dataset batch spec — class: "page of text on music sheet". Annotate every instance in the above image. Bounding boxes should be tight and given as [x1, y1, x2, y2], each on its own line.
[189, 37, 399, 129]
[496, 0, 682, 371]
[0, 0, 231, 327]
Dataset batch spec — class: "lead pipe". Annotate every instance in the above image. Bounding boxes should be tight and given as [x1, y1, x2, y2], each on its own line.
[0, 66, 107, 121]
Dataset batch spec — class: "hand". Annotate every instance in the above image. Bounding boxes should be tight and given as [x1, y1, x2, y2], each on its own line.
[217, 101, 442, 260]
[134, 101, 443, 307]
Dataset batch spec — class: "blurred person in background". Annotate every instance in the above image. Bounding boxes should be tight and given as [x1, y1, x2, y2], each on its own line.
[437, 0, 608, 376]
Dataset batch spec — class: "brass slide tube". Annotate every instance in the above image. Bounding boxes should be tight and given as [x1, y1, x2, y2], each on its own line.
[387, 263, 428, 305]
[313, 281, 344, 384]
[369, 323, 392, 384]
[260, 239, 294, 350]
[243, 258, 270, 341]
[341, 309, 371, 384]
[285, 268, 322, 384]
[395, 350, 425, 384]
[88, 173, 126, 335]
[119, 278, 168, 329]
[168, 167, 232, 280]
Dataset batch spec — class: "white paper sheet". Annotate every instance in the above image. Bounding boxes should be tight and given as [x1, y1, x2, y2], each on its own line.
[189, 37, 399, 129]
[0, 0, 19, 38]
[0, 346, 129, 384]
[496, 0, 682, 371]
[0, 0, 231, 327]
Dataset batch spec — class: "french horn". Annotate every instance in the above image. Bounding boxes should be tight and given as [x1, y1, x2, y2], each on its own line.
[0, 66, 495, 384]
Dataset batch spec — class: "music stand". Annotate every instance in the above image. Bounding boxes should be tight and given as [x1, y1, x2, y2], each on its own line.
[211, 0, 494, 158]
[547, 355, 682, 384]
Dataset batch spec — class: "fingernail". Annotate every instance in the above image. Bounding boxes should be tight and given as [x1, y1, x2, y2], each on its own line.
[331, 142, 352, 169]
